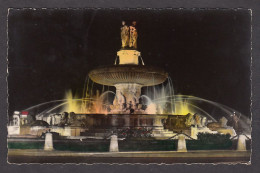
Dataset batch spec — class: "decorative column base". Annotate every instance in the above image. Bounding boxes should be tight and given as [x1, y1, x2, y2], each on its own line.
[177, 134, 187, 152]
[237, 135, 247, 151]
[44, 132, 54, 151]
[109, 135, 119, 152]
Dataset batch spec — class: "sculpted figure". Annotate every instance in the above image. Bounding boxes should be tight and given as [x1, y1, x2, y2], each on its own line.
[113, 91, 126, 110]
[121, 21, 129, 48]
[219, 116, 228, 127]
[194, 113, 202, 127]
[201, 117, 207, 127]
[185, 113, 194, 127]
[129, 21, 138, 49]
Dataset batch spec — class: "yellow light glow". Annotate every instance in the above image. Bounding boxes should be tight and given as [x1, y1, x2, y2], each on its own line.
[63, 90, 108, 114]
[174, 100, 192, 115]
[63, 90, 81, 113]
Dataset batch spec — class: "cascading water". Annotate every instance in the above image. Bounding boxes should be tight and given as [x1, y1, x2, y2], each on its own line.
[22, 73, 251, 136]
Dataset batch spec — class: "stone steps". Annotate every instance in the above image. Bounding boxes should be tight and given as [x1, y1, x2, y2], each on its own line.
[152, 127, 176, 138]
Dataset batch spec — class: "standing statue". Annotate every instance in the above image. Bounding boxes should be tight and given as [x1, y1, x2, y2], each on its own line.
[121, 21, 129, 48]
[129, 21, 138, 49]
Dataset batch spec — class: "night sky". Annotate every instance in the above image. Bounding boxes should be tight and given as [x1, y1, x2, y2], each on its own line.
[8, 9, 251, 117]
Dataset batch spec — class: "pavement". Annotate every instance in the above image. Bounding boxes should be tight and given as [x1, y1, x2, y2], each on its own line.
[8, 149, 251, 164]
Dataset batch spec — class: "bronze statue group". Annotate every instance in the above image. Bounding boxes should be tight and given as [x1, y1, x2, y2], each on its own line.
[121, 21, 138, 49]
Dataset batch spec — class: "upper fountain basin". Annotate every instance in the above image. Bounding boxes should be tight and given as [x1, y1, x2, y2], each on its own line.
[89, 65, 168, 86]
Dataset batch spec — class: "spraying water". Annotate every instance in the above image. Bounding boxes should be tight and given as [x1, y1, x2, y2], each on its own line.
[22, 77, 251, 134]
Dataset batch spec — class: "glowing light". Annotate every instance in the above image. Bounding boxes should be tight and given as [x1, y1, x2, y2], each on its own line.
[62, 89, 114, 114]
[174, 99, 193, 115]
[63, 90, 81, 113]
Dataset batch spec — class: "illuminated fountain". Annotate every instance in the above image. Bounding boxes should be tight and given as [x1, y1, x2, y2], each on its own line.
[8, 21, 251, 142]
[89, 50, 168, 114]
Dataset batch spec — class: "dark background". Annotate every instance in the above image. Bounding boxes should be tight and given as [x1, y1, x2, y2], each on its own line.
[8, 9, 251, 116]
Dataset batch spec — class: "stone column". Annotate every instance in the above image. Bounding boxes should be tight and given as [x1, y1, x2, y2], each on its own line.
[143, 119, 147, 127]
[237, 135, 247, 151]
[44, 132, 54, 151]
[137, 117, 140, 127]
[111, 115, 117, 126]
[124, 115, 130, 127]
[109, 135, 119, 152]
[177, 134, 187, 152]
[153, 117, 163, 127]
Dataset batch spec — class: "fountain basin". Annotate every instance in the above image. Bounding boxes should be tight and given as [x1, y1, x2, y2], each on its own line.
[89, 65, 168, 86]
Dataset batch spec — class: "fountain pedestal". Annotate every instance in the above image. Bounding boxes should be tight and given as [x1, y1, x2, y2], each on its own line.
[117, 50, 140, 65]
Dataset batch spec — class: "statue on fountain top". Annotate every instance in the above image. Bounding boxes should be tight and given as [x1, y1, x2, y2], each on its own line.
[129, 21, 138, 49]
[120, 21, 138, 49]
[121, 21, 129, 48]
